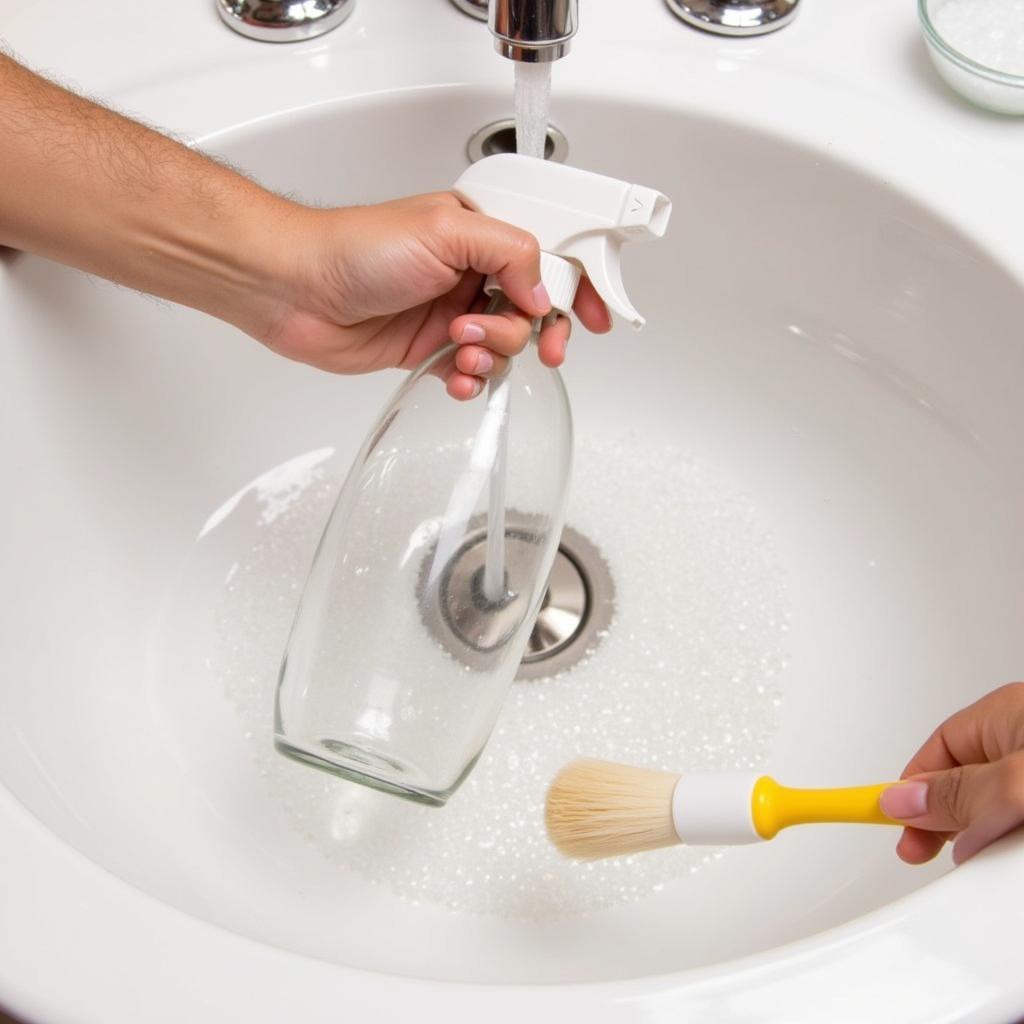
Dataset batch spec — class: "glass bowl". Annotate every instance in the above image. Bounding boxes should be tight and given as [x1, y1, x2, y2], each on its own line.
[919, 0, 1024, 114]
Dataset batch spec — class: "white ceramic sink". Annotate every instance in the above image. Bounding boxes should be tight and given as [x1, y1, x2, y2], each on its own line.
[2, 3, 1024, 1022]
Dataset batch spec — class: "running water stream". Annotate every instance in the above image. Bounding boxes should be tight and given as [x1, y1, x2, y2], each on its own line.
[513, 62, 552, 159]
[483, 61, 554, 603]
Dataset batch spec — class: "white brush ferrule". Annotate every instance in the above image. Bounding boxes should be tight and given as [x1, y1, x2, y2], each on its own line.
[671, 773, 763, 845]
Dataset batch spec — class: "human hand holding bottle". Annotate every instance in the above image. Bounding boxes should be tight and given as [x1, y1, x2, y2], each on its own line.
[260, 193, 611, 399]
[0, 52, 610, 400]
[880, 683, 1024, 864]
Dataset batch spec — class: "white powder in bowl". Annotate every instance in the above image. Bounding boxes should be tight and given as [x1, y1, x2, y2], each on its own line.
[934, 0, 1024, 75]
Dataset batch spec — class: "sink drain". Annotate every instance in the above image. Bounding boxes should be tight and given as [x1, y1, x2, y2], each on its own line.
[517, 525, 614, 680]
[466, 119, 569, 164]
[419, 521, 613, 680]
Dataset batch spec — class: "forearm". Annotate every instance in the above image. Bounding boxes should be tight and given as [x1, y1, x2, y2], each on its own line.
[0, 53, 578, 392]
[0, 52, 295, 338]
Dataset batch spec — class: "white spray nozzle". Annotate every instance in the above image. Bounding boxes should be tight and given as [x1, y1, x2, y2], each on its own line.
[453, 154, 672, 330]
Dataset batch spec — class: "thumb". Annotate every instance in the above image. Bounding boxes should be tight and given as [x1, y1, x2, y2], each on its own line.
[880, 752, 1024, 863]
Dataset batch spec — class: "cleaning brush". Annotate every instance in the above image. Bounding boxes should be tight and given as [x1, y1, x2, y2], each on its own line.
[545, 759, 901, 860]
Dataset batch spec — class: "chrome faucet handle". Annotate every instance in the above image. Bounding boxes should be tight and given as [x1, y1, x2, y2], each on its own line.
[450, 0, 489, 19]
[216, 0, 356, 41]
[665, 0, 799, 36]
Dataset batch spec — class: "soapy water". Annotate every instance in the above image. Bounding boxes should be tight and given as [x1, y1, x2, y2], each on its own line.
[207, 437, 789, 918]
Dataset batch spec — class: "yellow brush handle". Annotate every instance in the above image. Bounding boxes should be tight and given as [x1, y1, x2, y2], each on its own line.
[751, 777, 900, 840]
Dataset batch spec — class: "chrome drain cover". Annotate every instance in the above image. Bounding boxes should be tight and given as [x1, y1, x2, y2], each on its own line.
[466, 119, 569, 164]
[517, 525, 614, 680]
[418, 518, 614, 680]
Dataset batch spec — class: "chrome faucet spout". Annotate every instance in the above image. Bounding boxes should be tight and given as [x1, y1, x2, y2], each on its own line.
[488, 0, 578, 62]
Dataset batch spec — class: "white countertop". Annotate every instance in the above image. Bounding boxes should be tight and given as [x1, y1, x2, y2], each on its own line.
[1, 0, 1021, 167]
[4, 1, 1022, 288]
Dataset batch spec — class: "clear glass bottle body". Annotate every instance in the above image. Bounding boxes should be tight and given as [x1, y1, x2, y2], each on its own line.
[275, 330, 573, 805]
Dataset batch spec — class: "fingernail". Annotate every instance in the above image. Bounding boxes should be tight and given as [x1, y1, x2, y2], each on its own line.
[475, 350, 494, 374]
[460, 323, 486, 344]
[469, 380, 484, 399]
[532, 283, 551, 312]
[880, 781, 929, 820]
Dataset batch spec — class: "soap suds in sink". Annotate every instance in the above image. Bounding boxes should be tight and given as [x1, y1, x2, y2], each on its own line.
[206, 437, 789, 918]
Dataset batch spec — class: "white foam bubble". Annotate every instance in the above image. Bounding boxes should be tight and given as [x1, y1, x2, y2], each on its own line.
[208, 436, 789, 918]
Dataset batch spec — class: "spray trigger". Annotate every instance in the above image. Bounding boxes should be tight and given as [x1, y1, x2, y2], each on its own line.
[453, 154, 672, 329]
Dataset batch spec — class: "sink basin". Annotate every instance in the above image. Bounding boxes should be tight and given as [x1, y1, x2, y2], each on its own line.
[3, 13, 1024, 1022]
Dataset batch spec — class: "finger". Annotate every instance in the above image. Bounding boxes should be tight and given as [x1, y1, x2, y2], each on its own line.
[424, 346, 459, 388]
[399, 271, 487, 373]
[450, 309, 533, 357]
[895, 826, 948, 865]
[573, 276, 612, 333]
[902, 682, 1024, 778]
[537, 315, 571, 367]
[445, 371, 484, 402]
[454, 345, 509, 379]
[882, 753, 1024, 838]
[952, 750, 1024, 862]
[900, 724, 960, 781]
[881, 771, 971, 832]
[953, 805, 1024, 863]
[429, 205, 550, 319]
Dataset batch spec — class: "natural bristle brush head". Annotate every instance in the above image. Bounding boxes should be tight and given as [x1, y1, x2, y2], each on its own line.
[545, 759, 680, 860]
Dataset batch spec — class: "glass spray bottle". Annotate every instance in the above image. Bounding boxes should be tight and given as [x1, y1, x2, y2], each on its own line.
[275, 154, 672, 805]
